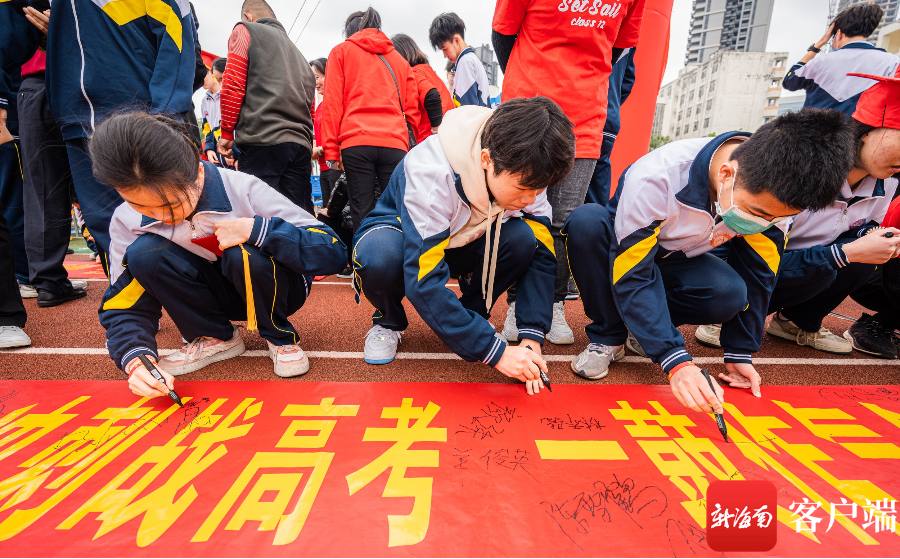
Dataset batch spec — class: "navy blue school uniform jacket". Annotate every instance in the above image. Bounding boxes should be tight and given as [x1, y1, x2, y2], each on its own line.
[609, 132, 791, 373]
[0, 0, 45, 136]
[779, 175, 899, 278]
[354, 106, 556, 367]
[783, 41, 899, 117]
[45, 0, 197, 140]
[100, 163, 346, 370]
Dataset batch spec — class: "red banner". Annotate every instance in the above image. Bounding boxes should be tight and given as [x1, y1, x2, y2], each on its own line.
[0, 381, 897, 557]
[63, 261, 106, 279]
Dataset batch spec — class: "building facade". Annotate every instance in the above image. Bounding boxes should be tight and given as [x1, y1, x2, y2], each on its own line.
[837, 0, 899, 44]
[654, 50, 788, 141]
[472, 44, 500, 87]
[685, 0, 775, 65]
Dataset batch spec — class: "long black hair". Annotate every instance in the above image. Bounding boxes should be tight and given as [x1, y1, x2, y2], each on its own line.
[391, 34, 428, 66]
[90, 112, 201, 222]
[344, 7, 381, 38]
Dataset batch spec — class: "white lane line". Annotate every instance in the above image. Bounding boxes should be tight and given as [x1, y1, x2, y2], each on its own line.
[3, 347, 898, 366]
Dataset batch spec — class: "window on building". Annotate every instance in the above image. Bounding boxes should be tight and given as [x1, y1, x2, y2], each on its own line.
[712, 62, 718, 73]
[686, 107, 692, 117]
[688, 90, 694, 101]
[691, 73, 697, 84]
[774, 59, 784, 67]
[684, 125, 690, 134]
[698, 85, 705, 96]
[770, 80, 779, 87]
[696, 104, 702, 114]
[706, 99, 713, 111]
[693, 121, 699, 131]
[764, 118, 772, 124]
[678, 111, 683, 121]
[709, 80, 716, 92]
[676, 128, 681, 136]
[682, 78, 687, 87]
[767, 98, 776, 106]
[701, 67, 707, 79]
[704, 118, 710, 128]
[680, 94, 685, 105]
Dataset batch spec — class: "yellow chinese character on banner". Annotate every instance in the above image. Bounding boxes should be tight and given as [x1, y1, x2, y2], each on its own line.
[193, 397, 358, 546]
[0, 397, 181, 541]
[346, 398, 446, 548]
[59, 397, 260, 547]
[0, 397, 88, 463]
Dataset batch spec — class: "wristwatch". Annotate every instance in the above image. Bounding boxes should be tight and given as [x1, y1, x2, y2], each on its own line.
[808, 45, 821, 53]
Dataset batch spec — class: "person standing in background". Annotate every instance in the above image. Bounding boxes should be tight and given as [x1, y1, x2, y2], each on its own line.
[445, 60, 455, 93]
[310, 57, 340, 205]
[783, 3, 899, 117]
[392, 34, 453, 143]
[429, 12, 489, 108]
[321, 7, 421, 230]
[43, 0, 197, 268]
[201, 57, 230, 167]
[585, 48, 636, 205]
[217, 0, 317, 214]
[493, 0, 646, 347]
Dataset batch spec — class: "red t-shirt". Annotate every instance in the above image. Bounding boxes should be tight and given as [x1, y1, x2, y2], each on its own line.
[493, 0, 646, 159]
[882, 196, 900, 229]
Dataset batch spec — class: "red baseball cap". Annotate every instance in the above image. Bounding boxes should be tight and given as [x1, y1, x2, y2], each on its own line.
[847, 72, 900, 129]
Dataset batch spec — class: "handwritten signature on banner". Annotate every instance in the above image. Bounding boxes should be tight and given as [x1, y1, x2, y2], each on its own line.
[0, 385, 897, 556]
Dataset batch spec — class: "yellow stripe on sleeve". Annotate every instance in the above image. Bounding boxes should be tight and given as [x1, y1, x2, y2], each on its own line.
[102, 0, 184, 51]
[417, 238, 450, 281]
[742, 232, 781, 274]
[306, 227, 338, 243]
[522, 219, 555, 256]
[612, 227, 660, 284]
[102, 279, 146, 310]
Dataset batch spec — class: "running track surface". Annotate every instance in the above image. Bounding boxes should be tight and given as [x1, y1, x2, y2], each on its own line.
[2, 255, 898, 389]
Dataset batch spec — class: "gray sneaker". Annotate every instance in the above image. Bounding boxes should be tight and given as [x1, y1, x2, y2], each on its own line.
[695, 324, 722, 348]
[501, 302, 519, 342]
[70, 279, 89, 290]
[0, 326, 31, 348]
[364, 325, 402, 364]
[571, 343, 625, 380]
[18, 284, 37, 299]
[767, 314, 852, 354]
[546, 301, 575, 345]
[626, 330, 648, 357]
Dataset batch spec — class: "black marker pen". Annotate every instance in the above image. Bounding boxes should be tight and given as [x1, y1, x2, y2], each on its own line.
[137, 355, 184, 407]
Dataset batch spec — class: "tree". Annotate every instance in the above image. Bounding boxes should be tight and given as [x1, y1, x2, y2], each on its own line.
[649, 135, 671, 151]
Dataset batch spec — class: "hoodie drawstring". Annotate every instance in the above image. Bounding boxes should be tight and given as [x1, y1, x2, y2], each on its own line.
[481, 212, 503, 312]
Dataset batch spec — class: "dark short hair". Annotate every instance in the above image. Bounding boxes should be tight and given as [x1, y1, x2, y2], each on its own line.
[481, 97, 575, 190]
[429, 12, 465, 50]
[445, 60, 455, 73]
[310, 57, 327, 76]
[731, 108, 854, 211]
[211, 57, 227, 74]
[832, 3, 883, 38]
[391, 34, 428, 66]
[241, 0, 275, 19]
[851, 117, 877, 170]
[344, 7, 381, 38]
[90, 112, 201, 222]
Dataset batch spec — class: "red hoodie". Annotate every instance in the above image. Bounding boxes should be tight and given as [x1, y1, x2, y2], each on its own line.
[411, 63, 453, 143]
[321, 29, 422, 161]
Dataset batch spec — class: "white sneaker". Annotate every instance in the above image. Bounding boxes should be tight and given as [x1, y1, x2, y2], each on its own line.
[571, 343, 625, 379]
[18, 284, 37, 299]
[546, 301, 574, 345]
[501, 302, 519, 342]
[364, 325, 402, 364]
[70, 279, 88, 290]
[0, 326, 31, 348]
[158, 326, 246, 375]
[626, 330, 648, 357]
[267, 341, 310, 377]
[767, 314, 852, 355]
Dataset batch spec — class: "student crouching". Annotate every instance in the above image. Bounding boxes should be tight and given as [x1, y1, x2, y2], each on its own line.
[353, 98, 573, 395]
[92, 112, 347, 399]
[564, 108, 856, 413]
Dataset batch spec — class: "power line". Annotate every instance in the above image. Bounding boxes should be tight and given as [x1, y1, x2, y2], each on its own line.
[296, 0, 323, 41]
[287, 0, 309, 37]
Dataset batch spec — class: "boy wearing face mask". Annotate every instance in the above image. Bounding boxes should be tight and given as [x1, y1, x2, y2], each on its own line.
[563, 109, 855, 414]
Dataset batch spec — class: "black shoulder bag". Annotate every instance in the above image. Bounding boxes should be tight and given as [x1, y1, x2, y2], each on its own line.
[377, 54, 417, 150]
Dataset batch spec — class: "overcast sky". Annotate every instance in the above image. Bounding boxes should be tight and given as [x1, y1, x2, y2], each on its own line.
[192, 0, 833, 114]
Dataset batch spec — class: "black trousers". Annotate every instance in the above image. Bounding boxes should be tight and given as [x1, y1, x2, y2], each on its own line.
[238, 142, 313, 214]
[18, 76, 76, 295]
[0, 209, 26, 327]
[850, 259, 900, 330]
[341, 145, 405, 230]
[320, 168, 342, 208]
